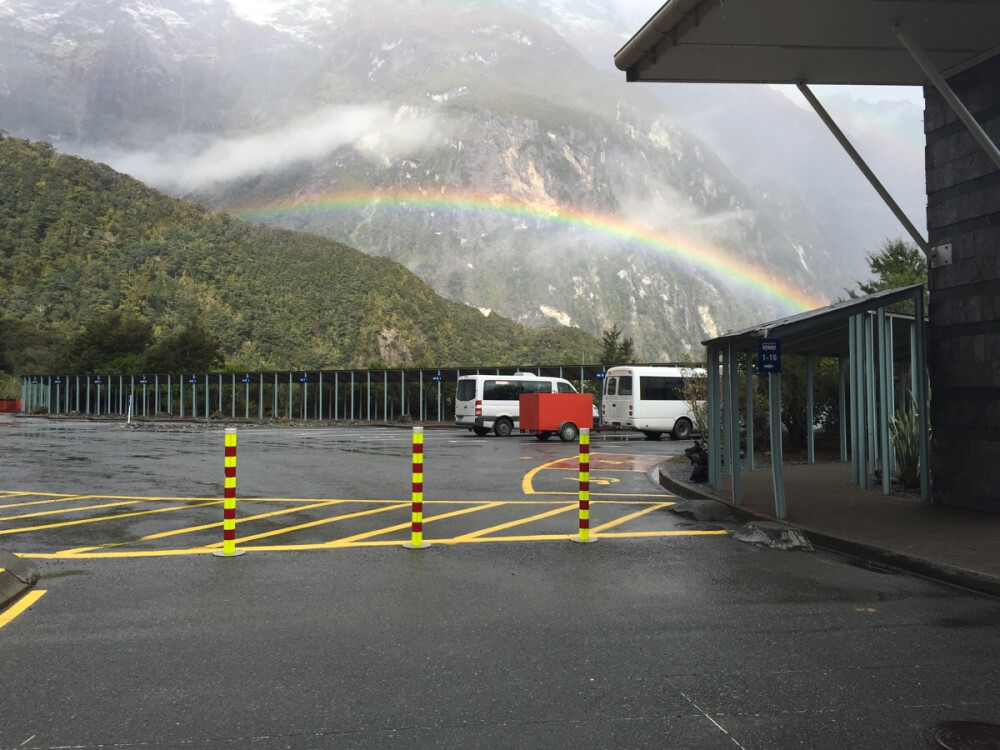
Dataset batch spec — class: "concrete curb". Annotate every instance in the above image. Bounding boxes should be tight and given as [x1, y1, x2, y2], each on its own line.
[0, 551, 40, 609]
[658, 465, 1000, 599]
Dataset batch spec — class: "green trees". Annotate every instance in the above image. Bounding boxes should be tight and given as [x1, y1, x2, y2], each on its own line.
[0, 136, 602, 375]
[599, 324, 635, 365]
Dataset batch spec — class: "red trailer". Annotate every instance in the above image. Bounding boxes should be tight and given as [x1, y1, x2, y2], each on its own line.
[518, 392, 593, 442]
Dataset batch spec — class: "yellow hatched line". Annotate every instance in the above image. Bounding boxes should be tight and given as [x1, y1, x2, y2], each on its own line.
[205, 501, 409, 547]
[452, 502, 575, 541]
[324, 503, 499, 547]
[58, 499, 351, 555]
[591, 501, 676, 533]
[24, 528, 733, 557]
[0, 500, 220, 536]
[0, 495, 100, 511]
[0, 590, 47, 629]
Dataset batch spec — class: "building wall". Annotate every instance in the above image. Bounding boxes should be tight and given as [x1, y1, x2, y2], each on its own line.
[925, 53, 1000, 511]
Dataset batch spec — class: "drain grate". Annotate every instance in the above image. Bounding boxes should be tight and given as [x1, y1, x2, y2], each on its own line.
[925, 721, 1000, 749]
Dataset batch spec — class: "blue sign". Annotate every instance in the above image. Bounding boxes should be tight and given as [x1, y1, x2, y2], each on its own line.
[299, 375, 309, 383]
[139, 378, 148, 385]
[189, 377, 198, 385]
[242, 376, 251, 384]
[53, 377, 61, 385]
[31, 377, 38, 384]
[595, 371, 606, 380]
[431, 374, 442, 382]
[93, 377, 102, 385]
[758, 338, 781, 373]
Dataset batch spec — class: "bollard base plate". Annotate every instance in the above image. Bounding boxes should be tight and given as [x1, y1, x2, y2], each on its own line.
[570, 536, 597, 544]
[402, 542, 432, 549]
[212, 549, 246, 557]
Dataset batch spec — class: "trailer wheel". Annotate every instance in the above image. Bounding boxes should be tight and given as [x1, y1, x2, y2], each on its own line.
[536, 431, 552, 441]
[494, 418, 514, 437]
[558, 422, 579, 442]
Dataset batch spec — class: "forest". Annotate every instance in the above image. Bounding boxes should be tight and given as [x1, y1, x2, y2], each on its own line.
[0, 136, 601, 397]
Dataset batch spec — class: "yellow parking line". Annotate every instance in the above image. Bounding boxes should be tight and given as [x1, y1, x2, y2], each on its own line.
[0, 500, 221, 536]
[325, 503, 499, 546]
[215, 501, 406, 546]
[591, 501, 676, 533]
[0, 590, 47, 630]
[0, 494, 94, 510]
[62, 500, 351, 555]
[452, 502, 575, 541]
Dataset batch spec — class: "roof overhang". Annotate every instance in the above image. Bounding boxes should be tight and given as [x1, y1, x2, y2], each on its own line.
[703, 285, 924, 358]
[615, 0, 1000, 86]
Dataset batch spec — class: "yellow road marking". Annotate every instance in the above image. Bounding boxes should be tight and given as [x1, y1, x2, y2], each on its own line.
[0, 494, 96, 510]
[58, 499, 352, 555]
[0, 500, 220, 535]
[451, 502, 571, 541]
[324, 503, 499, 546]
[215, 501, 407, 546]
[0, 590, 46, 629]
[591, 501, 676, 533]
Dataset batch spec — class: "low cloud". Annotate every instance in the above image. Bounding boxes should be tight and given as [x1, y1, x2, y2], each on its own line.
[83, 104, 445, 193]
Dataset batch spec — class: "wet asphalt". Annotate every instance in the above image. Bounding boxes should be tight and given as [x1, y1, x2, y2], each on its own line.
[1, 418, 999, 749]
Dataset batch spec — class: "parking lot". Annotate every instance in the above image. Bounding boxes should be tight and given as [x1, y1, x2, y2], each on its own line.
[3, 418, 1000, 749]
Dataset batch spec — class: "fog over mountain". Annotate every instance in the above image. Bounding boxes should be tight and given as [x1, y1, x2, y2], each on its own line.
[0, 0, 925, 360]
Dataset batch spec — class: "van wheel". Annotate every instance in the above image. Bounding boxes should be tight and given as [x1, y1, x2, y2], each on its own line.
[472, 426, 489, 437]
[536, 431, 552, 441]
[494, 418, 514, 438]
[559, 422, 579, 442]
[672, 419, 693, 441]
[642, 431, 663, 441]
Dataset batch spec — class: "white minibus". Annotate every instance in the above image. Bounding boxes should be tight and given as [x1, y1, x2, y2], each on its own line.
[601, 365, 704, 440]
[455, 372, 580, 437]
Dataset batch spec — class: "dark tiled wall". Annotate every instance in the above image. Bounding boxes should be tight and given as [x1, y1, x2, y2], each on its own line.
[925, 53, 1000, 510]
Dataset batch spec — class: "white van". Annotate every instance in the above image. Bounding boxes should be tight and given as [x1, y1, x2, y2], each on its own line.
[455, 372, 580, 437]
[602, 365, 704, 440]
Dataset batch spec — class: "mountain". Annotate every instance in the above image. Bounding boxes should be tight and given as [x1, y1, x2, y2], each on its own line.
[0, 0, 922, 359]
[0, 135, 600, 372]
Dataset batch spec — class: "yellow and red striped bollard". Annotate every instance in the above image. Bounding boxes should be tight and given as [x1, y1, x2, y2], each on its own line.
[572, 428, 596, 543]
[213, 427, 245, 557]
[403, 426, 431, 549]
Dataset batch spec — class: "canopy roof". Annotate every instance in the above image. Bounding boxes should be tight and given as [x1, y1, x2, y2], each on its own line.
[702, 284, 924, 358]
[615, 0, 1000, 85]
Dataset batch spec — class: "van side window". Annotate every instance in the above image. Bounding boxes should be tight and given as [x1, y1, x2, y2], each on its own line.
[557, 382, 576, 393]
[640, 376, 684, 400]
[605, 377, 617, 396]
[483, 380, 520, 400]
[618, 376, 633, 396]
[457, 380, 476, 401]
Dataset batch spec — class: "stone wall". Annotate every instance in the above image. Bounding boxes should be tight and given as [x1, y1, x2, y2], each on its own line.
[925, 53, 1000, 511]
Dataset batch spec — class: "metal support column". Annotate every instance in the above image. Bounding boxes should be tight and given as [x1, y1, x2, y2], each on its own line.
[806, 355, 815, 465]
[878, 307, 892, 495]
[745, 353, 754, 471]
[768, 371, 787, 519]
[707, 345, 722, 491]
[727, 342, 742, 504]
[839, 358, 848, 462]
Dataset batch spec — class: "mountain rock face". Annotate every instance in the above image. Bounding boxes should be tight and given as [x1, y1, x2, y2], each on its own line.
[0, 0, 909, 360]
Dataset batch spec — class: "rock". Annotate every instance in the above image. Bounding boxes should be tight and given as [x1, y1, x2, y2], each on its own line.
[734, 521, 813, 551]
[669, 499, 732, 522]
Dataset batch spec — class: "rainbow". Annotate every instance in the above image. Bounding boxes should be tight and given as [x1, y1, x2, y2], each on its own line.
[233, 190, 829, 313]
